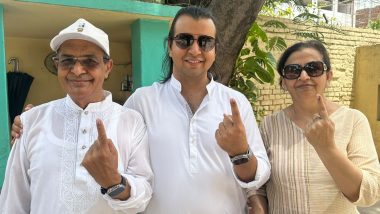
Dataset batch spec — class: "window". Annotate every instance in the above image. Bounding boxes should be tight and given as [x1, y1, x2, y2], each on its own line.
[320, 0, 333, 11]
[338, 0, 354, 14]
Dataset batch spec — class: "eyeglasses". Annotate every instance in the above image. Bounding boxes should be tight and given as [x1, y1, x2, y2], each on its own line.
[52, 56, 109, 70]
[282, 61, 328, 80]
[172, 33, 216, 52]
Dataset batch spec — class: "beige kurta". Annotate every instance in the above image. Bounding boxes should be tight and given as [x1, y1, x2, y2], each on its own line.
[255, 106, 380, 214]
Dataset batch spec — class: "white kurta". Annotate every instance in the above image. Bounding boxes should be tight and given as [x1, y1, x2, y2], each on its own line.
[125, 76, 270, 214]
[0, 92, 153, 214]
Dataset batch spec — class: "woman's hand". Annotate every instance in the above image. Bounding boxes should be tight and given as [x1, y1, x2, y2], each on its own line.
[304, 94, 335, 151]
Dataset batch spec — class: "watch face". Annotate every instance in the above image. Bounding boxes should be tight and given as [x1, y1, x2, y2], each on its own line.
[106, 176, 127, 198]
[230, 147, 252, 165]
[107, 184, 126, 198]
[232, 157, 250, 165]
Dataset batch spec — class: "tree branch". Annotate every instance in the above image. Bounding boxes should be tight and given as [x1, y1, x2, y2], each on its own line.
[209, 0, 265, 85]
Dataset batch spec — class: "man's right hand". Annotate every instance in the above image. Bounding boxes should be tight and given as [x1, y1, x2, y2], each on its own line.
[11, 104, 34, 145]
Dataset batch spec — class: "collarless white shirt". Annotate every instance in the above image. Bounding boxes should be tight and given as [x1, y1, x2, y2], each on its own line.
[0, 91, 153, 214]
[125, 76, 270, 214]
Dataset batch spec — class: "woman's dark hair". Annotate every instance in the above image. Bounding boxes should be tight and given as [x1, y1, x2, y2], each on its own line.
[277, 40, 332, 78]
[161, 6, 218, 83]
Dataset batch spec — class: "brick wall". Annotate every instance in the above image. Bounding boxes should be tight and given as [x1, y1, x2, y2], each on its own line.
[255, 16, 380, 118]
[356, 5, 380, 28]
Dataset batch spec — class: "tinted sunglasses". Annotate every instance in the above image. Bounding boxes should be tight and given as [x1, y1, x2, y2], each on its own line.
[172, 33, 216, 52]
[52, 56, 109, 70]
[282, 61, 328, 80]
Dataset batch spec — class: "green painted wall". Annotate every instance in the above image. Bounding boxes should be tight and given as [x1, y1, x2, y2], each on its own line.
[17, 0, 180, 17]
[0, 5, 10, 187]
[131, 19, 169, 89]
[0, 1, 178, 187]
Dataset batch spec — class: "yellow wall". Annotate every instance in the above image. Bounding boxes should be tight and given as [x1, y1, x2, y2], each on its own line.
[354, 45, 380, 156]
[5, 37, 132, 108]
[255, 16, 380, 157]
[255, 16, 380, 115]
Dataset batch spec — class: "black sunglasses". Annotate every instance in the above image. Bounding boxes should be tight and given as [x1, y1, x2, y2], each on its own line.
[282, 61, 328, 80]
[172, 33, 216, 52]
[52, 56, 109, 70]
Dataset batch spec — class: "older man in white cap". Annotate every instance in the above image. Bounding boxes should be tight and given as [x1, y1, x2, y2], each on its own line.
[0, 18, 153, 213]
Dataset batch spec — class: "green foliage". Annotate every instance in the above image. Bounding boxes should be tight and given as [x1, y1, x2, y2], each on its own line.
[267, 37, 287, 51]
[292, 12, 345, 42]
[229, 1, 344, 120]
[368, 16, 380, 30]
[263, 20, 287, 29]
[293, 12, 320, 22]
[229, 20, 286, 120]
[293, 31, 324, 41]
[159, 0, 344, 120]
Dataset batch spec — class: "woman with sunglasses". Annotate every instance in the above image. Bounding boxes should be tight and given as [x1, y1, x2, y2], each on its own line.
[248, 40, 380, 213]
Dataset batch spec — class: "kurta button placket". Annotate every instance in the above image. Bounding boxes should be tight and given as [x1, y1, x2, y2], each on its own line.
[78, 110, 91, 159]
[189, 118, 198, 173]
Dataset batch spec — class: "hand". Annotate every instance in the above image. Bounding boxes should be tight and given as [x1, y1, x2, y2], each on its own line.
[11, 116, 22, 140]
[11, 104, 34, 144]
[215, 98, 249, 156]
[304, 94, 335, 151]
[81, 119, 120, 188]
[247, 195, 268, 214]
[24, 104, 34, 111]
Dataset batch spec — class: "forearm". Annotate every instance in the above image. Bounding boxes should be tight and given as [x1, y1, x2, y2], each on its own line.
[248, 195, 268, 214]
[316, 146, 363, 202]
[234, 156, 257, 182]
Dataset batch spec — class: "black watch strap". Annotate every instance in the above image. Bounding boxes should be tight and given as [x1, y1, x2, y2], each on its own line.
[101, 186, 108, 195]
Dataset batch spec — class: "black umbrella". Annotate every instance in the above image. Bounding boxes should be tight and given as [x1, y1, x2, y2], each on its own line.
[7, 57, 34, 123]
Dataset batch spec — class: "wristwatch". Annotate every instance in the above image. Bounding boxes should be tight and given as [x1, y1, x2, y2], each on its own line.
[101, 175, 126, 198]
[229, 147, 253, 165]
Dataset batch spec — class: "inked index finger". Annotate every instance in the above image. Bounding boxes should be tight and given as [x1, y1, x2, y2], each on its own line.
[317, 94, 329, 119]
[96, 119, 108, 143]
[230, 98, 242, 123]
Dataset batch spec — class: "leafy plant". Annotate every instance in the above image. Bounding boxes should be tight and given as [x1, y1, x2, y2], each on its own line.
[368, 16, 380, 30]
[158, 0, 344, 120]
[229, 1, 344, 120]
[228, 21, 286, 120]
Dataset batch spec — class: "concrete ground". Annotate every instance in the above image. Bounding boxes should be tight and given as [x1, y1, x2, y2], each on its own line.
[358, 201, 380, 214]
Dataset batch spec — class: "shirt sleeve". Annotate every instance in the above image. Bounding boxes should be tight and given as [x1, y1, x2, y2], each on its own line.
[123, 90, 137, 111]
[246, 116, 271, 198]
[232, 96, 271, 189]
[102, 110, 153, 213]
[348, 111, 380, 207]
[0, 114, 31, 213]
